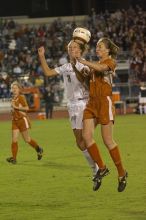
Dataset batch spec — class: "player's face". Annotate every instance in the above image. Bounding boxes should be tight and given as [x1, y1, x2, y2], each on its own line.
[68, 41, 81, 59]
[96, 41, 109, 58]
[11, 85, 20, 96]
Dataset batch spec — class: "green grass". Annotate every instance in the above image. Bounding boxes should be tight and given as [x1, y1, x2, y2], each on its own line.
[0, 115, 146, 220]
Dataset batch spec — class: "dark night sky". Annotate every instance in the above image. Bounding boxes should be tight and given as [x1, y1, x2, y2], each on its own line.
[0, 0, 91, 17]
[0, 0, 146, 17]
[0, 0, 30, 17]
[0, 0, 74, 17]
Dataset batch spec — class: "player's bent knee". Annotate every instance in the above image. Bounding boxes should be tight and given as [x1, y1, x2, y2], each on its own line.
[104, 141, 117, 149]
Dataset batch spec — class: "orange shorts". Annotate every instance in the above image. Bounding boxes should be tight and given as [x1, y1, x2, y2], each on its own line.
[83, 96, 115, 124]
[12, 116, 31, 132]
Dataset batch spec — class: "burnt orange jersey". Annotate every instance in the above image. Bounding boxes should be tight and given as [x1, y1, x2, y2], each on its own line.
[89, 58, 116, 98]
[11, 95, 29, 120]
[83, 58, 116, 124]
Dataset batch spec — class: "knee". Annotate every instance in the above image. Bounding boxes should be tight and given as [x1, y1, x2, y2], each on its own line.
[82, 131, 87, 142]
[24, 137, 31, 143]
[82, 131, 92, 146]
[12, 137, 17, 143]
[103, 139, 117, 149]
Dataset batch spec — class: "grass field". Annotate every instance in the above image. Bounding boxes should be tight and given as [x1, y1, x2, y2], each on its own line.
[0, 114, 146, 220]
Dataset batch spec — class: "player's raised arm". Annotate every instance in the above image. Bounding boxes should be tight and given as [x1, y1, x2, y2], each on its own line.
[38, 46, 57, 77]
[78, 58, 109, 72]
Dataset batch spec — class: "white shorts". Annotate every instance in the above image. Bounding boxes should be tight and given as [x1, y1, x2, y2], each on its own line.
[67, 100, 87, 129]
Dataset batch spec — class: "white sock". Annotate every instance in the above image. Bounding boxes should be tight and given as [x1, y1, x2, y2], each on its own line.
[82, 149, 99, 176]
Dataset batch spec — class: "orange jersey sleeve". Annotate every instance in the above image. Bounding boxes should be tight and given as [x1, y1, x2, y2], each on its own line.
[102, 58, 116, 71]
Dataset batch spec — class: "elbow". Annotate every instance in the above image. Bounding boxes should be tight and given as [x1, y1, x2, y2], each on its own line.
[93, 67, 102, 72]
[44, 71, 50, 77]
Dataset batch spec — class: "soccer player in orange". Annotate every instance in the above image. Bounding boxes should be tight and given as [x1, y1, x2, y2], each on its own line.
[6, 81, 43, 164]
[77, 37, 128, 192]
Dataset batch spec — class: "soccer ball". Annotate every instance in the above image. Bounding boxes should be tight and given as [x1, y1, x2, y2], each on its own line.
[73, 27, 91, 44]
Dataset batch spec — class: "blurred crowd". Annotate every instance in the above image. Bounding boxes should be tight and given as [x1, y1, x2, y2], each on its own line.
[0, 4, 146, 100]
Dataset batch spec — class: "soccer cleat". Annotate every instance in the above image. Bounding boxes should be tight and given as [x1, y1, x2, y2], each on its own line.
[93, 167, 110, 182]
[6, 157, 17, 164]
[93, 167, 110, 191]
[93, 178, 102, 191]
[118, 171, 128, 192]
[37, 147, 43, 160]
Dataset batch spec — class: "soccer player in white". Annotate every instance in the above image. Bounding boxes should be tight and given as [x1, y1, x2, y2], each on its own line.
[38, 29, 98, 179]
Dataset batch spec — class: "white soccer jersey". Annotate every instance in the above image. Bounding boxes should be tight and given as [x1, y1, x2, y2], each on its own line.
[55, 61, 89, 103]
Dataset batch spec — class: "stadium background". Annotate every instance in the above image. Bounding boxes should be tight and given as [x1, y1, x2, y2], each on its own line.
[0, 0, 146, 117]
[0, 1, 146, 220]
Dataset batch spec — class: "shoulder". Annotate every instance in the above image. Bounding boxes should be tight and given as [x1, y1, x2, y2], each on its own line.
[55, 63, 71, 74]
[55, 63, 71, 70]
[105, 58, 116, 65]
[103, 58, 116, 70]
[19, 95, 27, 102]
[19, 94, 26, 99]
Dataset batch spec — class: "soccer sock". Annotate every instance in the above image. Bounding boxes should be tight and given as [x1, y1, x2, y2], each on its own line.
[11, 142, 18, 160]
[87, 143, 105, 169]
[109, 146, 125, 177]
[82, 149, 99, 176]
[28, 139, 40, 152]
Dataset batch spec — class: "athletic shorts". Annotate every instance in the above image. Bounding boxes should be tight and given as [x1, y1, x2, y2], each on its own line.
[12, 116, 31, 132]
[67, 100, 87, 129]
[83, 96, 115, 125]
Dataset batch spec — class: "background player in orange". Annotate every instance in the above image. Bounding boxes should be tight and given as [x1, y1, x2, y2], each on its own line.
[6, 81, 43, 164]
[77, 37, 128, 192]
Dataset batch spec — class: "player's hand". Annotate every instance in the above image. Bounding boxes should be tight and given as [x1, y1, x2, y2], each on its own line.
[81, 67, 90, 76]
[77, 58, 86, 65]
[38, 46, 45, 56]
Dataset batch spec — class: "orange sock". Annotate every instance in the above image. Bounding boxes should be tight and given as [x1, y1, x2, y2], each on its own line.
[109, 146, 125, 177]
[11, 142, 18, 160]
[87, 143, 105, 169]
[28, 139, 39, 151]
